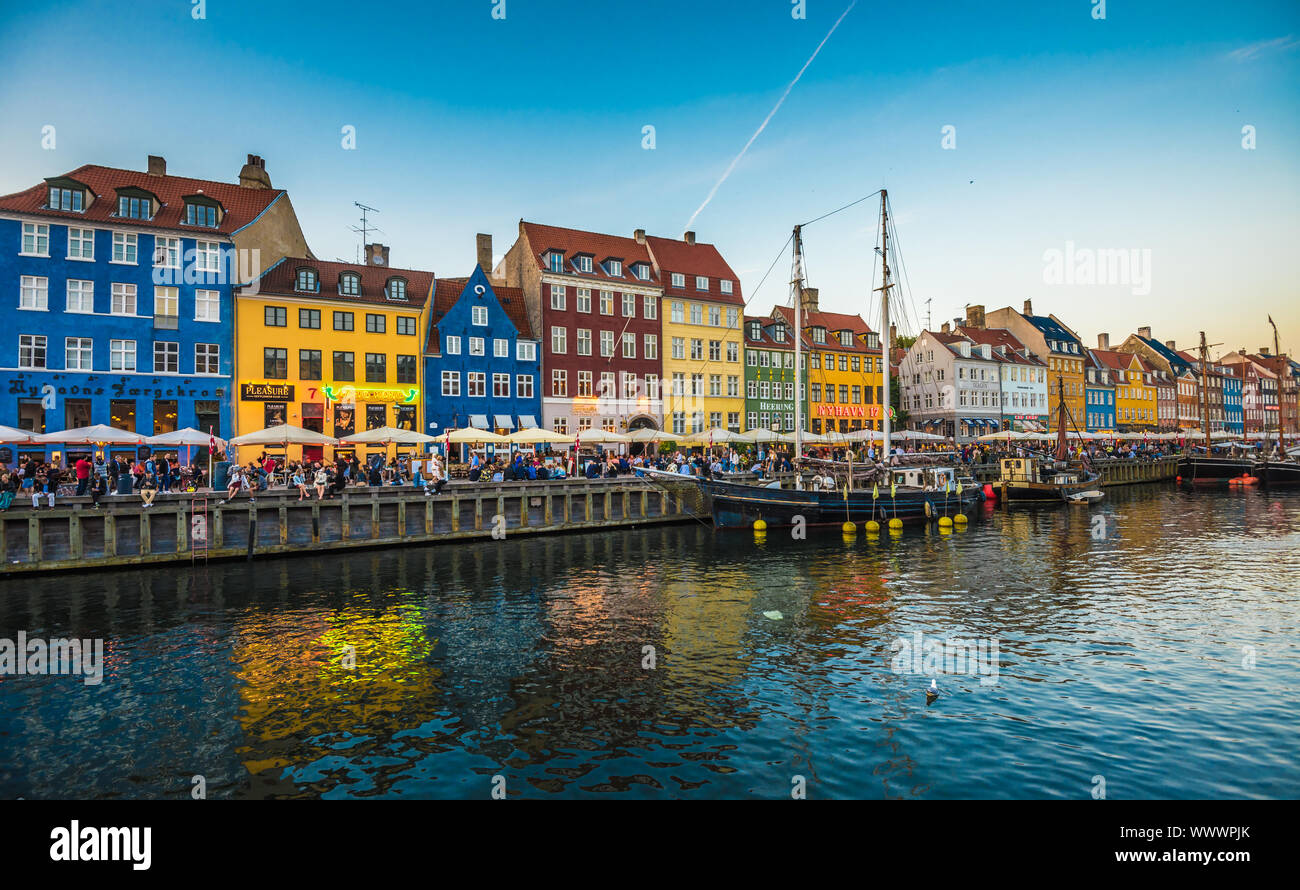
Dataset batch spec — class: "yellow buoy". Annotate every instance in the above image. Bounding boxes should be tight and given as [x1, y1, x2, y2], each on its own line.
[888, 517, 903, 530]
[954, 514, 968, 525]
[938, 516, 953, 528]
[842, 521, 856, 534]
[753, 518, 767, 532]
[865, 519, 881, 533]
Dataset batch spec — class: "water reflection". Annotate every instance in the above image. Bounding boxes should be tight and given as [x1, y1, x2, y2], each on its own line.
[1, 487, 1297, 799]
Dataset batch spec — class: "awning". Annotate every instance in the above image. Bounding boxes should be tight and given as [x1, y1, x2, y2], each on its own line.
[495, 414, 515, 430]
[469, 415, 489, 430]
[988, 419, 1000, 429]
[518, 415, 539, 429]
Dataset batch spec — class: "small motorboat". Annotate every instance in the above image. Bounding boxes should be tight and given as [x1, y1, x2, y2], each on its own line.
[1067, 489, 1105, 504]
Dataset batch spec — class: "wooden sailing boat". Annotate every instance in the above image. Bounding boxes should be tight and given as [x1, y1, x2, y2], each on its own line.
[996, 376, 1101, 502]
[1255, 317, 1300, 485]
[1177, 331, 1254, 482]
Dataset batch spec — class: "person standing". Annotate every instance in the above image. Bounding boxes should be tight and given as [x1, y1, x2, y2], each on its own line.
[74, 455, 92, 497]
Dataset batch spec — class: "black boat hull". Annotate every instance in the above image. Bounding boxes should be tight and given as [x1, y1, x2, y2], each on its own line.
[1177, 456, 1255, 481]
[698, 477, 983, 528]
[1256, 460, 1300, 485]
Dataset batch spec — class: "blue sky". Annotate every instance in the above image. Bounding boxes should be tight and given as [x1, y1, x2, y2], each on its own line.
[1, 0, 1297, 356]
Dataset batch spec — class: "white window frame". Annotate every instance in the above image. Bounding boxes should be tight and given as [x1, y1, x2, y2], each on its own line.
[19, 334, 47, 368]
[112, 232, 138, 264]
[153, 340, 179, 373]
[195, 342, 220, 375]
[19, 275, 48, 311]
[467, 371, 486, 398]
[20, 223, 49, 257]
[66, 336, 93, 371]
[110, 339, 137, 371]
[469, 337, 485, 356]
[195, 240, 221, 273]
[154, 236, 181, 269]
[441, 370, 460, 397]
[516, 341, 536, 362]
[644, 295, 657, 319]
[472, 305, 488, 326]
[111, 283, 137, 315]
[445, 335, 462, 355]
[195, 289, 220, 322]
[67, 227, 95, 261]
[516, 374, 534, 399]
[494, 338, 508, 357]
[66, 279, 93, 314]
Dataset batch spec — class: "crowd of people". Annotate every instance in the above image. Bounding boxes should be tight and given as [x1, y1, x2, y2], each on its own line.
[0, 453, 205, 511]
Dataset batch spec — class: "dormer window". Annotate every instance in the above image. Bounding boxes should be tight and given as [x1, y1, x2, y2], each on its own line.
[576, 255, 593, 273]
[295, 268, 318, 292]
[748, 322, 761, 340]
[720, 279, 733, 294]
[117, 194, 154, 220]
[385, 277, 408, 301]
[632, 262, 649, 281]
[774, 326, 786, 343]
[839, 331, 853, 348]
[811, 327, 826, 344]
[866, 332, 880, 350]
[185, 201, 219, 227]
[604, 259, 621, 277]
[695, 275, 709, 291]
[47, 186, 84, 212]
[547, 251, 564, 273]
[339, 272, 360, 296]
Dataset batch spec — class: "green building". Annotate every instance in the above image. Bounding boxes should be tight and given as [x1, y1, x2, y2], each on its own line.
[743, 315, 808, 432]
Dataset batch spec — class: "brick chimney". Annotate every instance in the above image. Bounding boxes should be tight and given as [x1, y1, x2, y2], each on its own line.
[800, 286, 819, 315]
[239, 154, 271, 189]
[684, 231, 696, 246]
[1023, 299, 1033, 316]
[941, 321, 951, 334]
[633, 228, 646, 244]
[147, 155, 166, 176]
[1138, 325, 1152, 339]
[890, 323, 897, 345]
[966, 304, 985, 329]
[1165, 340, 1177, 351]
[476, 233, 493, 273]
[364, 243, 390, 267]
[1097, 332, 1110, 350]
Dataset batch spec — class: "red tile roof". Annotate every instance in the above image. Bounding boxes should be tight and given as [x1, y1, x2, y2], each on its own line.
[772, 306, 877, 353]
[1089, 348, 1143, 372]
[0, 163, 285, 236]
[425, 275, 533, 355]
[744, 314, 804, 348]
[645, 235, 744, 305]
[957, 327, 1044, 366]
[252, 257, 434, 308]
[520, 222, 658, 285]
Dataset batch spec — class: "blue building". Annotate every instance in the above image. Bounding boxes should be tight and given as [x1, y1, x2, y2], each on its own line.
[1223, 368, 1244, 434]
[0, 154, 307, 463]
[1084, 350, 1116, 432]
[424, 263, 541, 460]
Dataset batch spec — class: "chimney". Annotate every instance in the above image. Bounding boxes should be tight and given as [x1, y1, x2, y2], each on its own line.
[966, 304, 985, 329]
[238, 154, 271, 189]
[633, 228, 646, 244]
[1023, 299, 1033, 316]
[890, 323, 897, 345]
[1165, 340, 1176, 351]
[476, 233, 493, 273]
[147, 155, 166, 177]
[364, 243, 390, 267]
[1097, 332, 1110, 350]
[940, 321, 951, 334]
[800, 286, 819, 315]
[684, 231, 696, 246]
[1138, 325, 1152, 339]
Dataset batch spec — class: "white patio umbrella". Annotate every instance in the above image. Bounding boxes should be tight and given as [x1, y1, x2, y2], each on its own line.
[508, 427, 575, 445]
[36, 423, 145, 445]
[339, 426, 438, 445]
[577, 428, 630, 444]
[146, 427, 228, 449]
[738, 428, 783, 444]
[845, 428, 884, 442]
[625, 427, 672, 443]
[680, 427, 745, 445]
[229, 424, 338, 447]
[0, 424, 38, 444]
[443, 427, 511, 445]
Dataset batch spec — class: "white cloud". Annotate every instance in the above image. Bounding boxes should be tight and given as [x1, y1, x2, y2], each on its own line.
[1226, 35, 1300, 62]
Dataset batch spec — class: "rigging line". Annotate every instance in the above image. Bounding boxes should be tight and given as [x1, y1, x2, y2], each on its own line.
[799, 189, 884, 229]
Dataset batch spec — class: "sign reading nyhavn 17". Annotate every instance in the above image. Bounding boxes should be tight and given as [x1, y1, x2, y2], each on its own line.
[241, 382, 295, 401]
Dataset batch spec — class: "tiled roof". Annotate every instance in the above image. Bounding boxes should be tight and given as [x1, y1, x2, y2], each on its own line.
[520, 222, 658, 285]
[772, 306, 877, 353]
[0, 163, 285, 236]
[645, 235, 744, 305]
[1025, 314, 1081, 346]
[425, 272, 533, 355]
[957, 327, 1044, 366]
[252, 257, 434, 308]
[744, 314, 803, 347]
[1090, 348, 1142, 372]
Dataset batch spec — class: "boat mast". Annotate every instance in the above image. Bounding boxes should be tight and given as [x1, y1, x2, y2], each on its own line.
[1269, 316, 1286, 451]
[877, 191, 893, 462]
[1199, 331, 1212, 451]
[792, 225, 805, 466]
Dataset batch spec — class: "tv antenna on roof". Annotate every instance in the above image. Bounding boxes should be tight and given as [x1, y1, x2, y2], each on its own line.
[349, 202, 382, 263]
[925, 298, 932, 331]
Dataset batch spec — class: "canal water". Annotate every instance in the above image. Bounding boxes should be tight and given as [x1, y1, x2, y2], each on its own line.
[2, 485, 1297, 799]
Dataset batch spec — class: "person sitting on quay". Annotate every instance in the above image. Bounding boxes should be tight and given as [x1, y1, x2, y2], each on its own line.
[139, 473, 158, 509]
[31, 464, 55, 509]
[89, 472, 109, 509]
[0, 470, 17, 511]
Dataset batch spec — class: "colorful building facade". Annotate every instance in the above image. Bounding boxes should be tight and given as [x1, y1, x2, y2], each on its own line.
[957, 323, 1048, 432]
[743, 315, 807, 432]
[985, 301, 1086, 431]
[775, 294, 883, 436]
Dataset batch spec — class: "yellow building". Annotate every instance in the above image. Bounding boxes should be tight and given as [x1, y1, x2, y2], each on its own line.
[234, 248, 433, 460]
[1094, 349, 1159, 430]
[775, 296, 884, 435]
[646, 235, 745, 434]
[986, 301, 1086, 431]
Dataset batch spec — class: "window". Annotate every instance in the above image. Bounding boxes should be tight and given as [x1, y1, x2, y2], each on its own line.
[112, 232, 137, 263]
[195, 240, 220, 273]
[296, 268, 318, 291]
[550, 285, 566, 310]
[469, 337, 485, 356]
[576, 288, 591, 313]
[66, 279, 93, 313]
[548, 252, 564, 273]
[191, 289, 219, 322]
[196, 343, 220, 375]
[690, 339, 703, 360]
[709, 306, 720, 326]
[154, 341, 179, 373]
[720, 280, 733, 294]
[727, 342, 738, 362]
[472, 305, 488, 326]
[578, 371, 593, 397]
[551, 326, 567, 354]
[601, 331, 615, 357]
[68, 227, 94, 260]
[623, 332, 636, 358]
[65, 337, 92, 370]
[671, 301, 684, 323]
[185, 202, 218, 227]
[493, 373, 510, 398]
[576, 255, 593, 273]
[690, 303, 703, 324]
[333, 351, 355, 381]
[118, 196, 152, 219]
[264, 306, 287, 326]
[441, 371, 460, 396]
[517, 341, 536, 362]
[339, 273, 361, 296]
[646, 374, 659, 399]
[19, 334, 47, 369]
[517, 374, 534, 398]
[365, 353, 386, 382]
[445, 336, 462, 355]
[48, 186, 84, 211]
[111, 283, 136, 315]
[110, 339, 136, 371]
[20, 276, 48, 310]
[552, 369, 567, 397]
[644, 295, 657, 319]
[299, 349, 322, 380]
[695, 275, 709, 291]
[467, 372, 485, 397]
[22, 223, 52, 256]
[605, 259, 620, 277]
[645, 334, 658, 359]
[671, 272, 685, 289]
[672, 337, 685, 359]
[155, 286, 178, 318]
[397, 354, 418, 384]
[599, 291, 614, 315]
[264, 347, 287, 378]
[334, 311, 354, 331]
[299, 308, 320, 329]
[709, 340, 721, 361]
[633, 263, 650, 281]
[366, 313, 385, 333]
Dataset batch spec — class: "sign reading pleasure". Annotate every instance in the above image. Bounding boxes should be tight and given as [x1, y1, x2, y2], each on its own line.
[241, 382, 295, 401]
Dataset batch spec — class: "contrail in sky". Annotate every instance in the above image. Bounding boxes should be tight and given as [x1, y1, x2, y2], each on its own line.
[682, 0, 858, 236]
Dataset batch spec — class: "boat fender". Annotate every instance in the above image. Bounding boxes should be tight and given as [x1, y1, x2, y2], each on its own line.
[924, 500, 933, 519]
